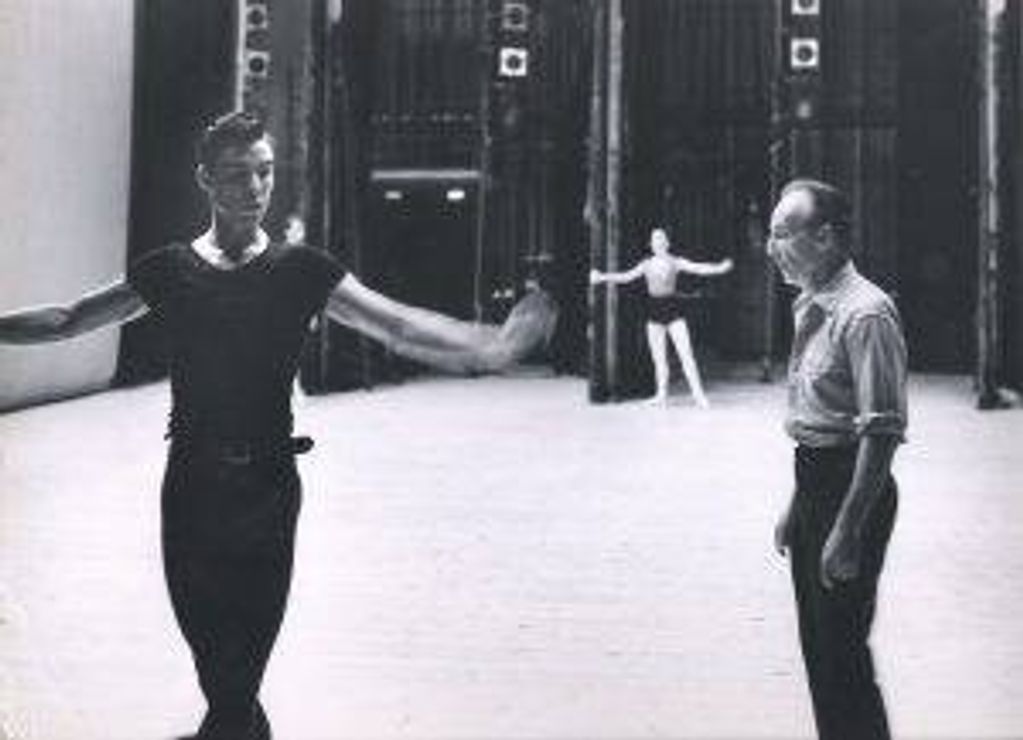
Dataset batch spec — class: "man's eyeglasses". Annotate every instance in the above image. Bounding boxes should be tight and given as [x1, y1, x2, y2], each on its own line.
[768, 222, 841, 242]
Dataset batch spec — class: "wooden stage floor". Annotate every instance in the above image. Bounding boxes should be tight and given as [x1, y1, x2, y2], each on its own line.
[1, 372, 1021, 739]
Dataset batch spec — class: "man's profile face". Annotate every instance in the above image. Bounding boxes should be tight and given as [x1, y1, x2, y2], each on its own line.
[767, 189, 826, 289]
[201, 137, 275, 230]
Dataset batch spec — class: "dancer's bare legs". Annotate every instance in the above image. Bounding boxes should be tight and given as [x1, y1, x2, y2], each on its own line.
[667, 318, 709, 408]
[645, 322, 670, 403]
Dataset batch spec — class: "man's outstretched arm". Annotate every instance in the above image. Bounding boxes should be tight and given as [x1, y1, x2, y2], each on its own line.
[590, 261, 645, 285]
[675, 255, 734, 276]
[325, 274, 557, 375]
[0, 280, 147, 344]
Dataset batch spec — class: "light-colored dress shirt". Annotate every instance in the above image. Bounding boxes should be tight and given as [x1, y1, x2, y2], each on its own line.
[786, 262, 908, 448]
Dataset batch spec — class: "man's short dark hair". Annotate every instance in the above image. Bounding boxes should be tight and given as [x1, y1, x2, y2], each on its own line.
[781, 178, 852, 244]
[196, 110, 271, 169]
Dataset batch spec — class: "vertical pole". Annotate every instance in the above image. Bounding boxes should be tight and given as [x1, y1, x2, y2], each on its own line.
[586, 0, 624, 402]
[1018, 0, 1023, 389]
[978, 0, 1005, 407]
[333, 0, 374, 389]
[605, 0, 624, 395]
[474, 0, 496, 322]
[586, 0, 610, 401]
[763, 0, 786, 382]
[234, 0, 247, 111]
[315, 0, 334, 391]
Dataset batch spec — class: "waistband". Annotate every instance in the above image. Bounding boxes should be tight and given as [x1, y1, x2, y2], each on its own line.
[795, 443, 858, 464]
[794, 444, 858, 497]
[170, 434, 314, 465]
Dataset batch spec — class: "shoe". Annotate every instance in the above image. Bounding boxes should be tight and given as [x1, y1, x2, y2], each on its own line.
[181, 702, 271, 740]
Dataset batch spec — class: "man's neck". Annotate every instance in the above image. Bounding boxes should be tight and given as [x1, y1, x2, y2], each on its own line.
[215, 222, 261, 257]
[193, 225, 269, 269]
[804, 257, 850, 294]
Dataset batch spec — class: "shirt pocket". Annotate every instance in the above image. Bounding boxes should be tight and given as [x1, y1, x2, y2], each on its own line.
[800, 332, 836, 375]
[801, 332, 852, 390]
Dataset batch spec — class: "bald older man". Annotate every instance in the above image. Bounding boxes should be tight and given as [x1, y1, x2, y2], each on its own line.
[768, 179, 907, 740]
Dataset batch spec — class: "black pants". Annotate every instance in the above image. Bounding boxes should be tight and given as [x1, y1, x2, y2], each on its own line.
[791, 445, 897, 740]
[162, 444, 302, 739]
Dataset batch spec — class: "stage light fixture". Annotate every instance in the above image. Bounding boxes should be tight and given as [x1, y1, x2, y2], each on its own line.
[790, 38, 820, 70]
[792, 0, 820, 16]
[498, 47, 529, 78]
[245, 50, 270, 78]
[446, 188, 467, 203]
[501, 1, 530, 32]
[245, 5, 268, 31]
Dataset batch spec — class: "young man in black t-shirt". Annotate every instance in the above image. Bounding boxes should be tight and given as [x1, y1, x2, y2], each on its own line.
[0, 111, 555, 740]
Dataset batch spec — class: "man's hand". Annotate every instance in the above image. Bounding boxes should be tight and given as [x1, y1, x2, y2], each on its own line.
[501, 288, 559, 345]
[482, 288, 559, 371]
[774, 503, 796, 557]
[820, 524, 862, 589]
[589, 269, 603, 285]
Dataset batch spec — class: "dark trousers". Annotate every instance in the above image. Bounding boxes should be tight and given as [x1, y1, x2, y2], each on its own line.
[162, 444, 302, 739]
[791, 445, 897, 740]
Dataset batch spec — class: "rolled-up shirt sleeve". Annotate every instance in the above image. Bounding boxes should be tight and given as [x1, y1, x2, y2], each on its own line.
[845, 311, 908, 440]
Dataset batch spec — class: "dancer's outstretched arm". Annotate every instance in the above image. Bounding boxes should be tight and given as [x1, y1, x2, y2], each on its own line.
[0, 280, 147, 344]
[589, 261, 645, 285]
[674, 255, 734, 276]
[325, 275, 558, 375]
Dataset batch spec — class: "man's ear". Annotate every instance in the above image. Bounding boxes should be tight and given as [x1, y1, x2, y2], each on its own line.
[819, 226, 849, 267]
[196, 164, 212, 193]
[816, 223, 838, 254]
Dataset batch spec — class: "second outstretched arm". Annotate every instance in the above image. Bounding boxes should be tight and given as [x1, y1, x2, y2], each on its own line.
[325, 275, 557, 375]
[674, 255, 734, 276]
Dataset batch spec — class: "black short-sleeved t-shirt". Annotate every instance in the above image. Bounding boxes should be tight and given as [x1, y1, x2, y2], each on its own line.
[128, 242, 346, 442]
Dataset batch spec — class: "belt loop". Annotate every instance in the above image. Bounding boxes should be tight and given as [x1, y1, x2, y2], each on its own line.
[290, 436, 315, 455]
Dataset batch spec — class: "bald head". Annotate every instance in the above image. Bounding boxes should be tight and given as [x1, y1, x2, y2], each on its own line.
[768, 179, 852, 290]
[780, 179, 852, 256]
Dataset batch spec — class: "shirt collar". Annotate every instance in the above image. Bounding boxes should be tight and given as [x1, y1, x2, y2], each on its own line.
[193, 227, 269, 267]
[797, 261, 857, 315]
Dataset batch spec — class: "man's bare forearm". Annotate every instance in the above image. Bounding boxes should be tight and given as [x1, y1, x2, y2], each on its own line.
[393, 304, 498, 351]
[0, 283, 146, 344]
[0, 306, 76, 343]
[328, 289, 492, 351]
[832, 434, 898, 538]
[327, 278, 555, 375]
[359, 303, 541, 375]
[386, 338, 505, 375]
